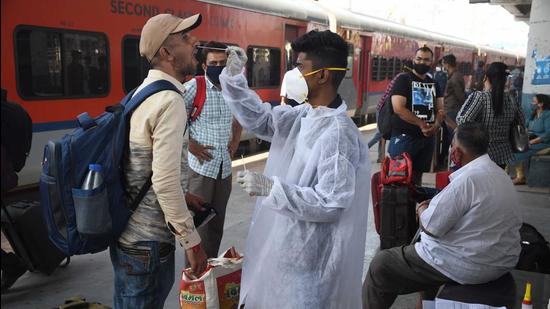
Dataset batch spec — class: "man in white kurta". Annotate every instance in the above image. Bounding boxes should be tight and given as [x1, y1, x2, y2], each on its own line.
[363, 122, 522, 309]
[219, 30, 371, 309]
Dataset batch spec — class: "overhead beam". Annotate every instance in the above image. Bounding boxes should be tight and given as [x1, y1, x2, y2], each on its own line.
[501, 4, 528, 15]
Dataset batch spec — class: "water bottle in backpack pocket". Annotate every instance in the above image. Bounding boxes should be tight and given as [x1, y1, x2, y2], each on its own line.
[72, 164, 111, 236]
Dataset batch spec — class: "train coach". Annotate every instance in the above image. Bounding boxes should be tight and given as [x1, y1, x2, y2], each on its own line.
[1, 0, 523, 187]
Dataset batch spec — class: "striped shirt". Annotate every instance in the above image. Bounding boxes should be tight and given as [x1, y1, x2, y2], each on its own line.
[456, 91, 525, 165]
[183, 77, 233, 179]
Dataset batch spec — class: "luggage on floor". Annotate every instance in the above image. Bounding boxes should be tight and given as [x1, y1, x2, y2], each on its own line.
[1, 200, 68, 275]
[379, 185, 417, 249]
[516, 223, 550, 274]
[378, 153, 417, 249]
[371, 171, 382, 234]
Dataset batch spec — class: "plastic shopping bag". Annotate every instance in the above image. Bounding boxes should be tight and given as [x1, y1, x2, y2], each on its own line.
[180, 247, 242, 309]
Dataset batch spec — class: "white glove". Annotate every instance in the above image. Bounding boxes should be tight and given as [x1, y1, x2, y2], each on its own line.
[225, 46, 248, 76]
[236, 170, 273, 197]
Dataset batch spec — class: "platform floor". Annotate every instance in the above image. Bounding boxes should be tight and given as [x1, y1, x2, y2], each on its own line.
[2, 128, 549, 308]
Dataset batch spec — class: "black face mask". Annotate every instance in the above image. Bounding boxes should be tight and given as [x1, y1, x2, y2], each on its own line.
[206, 65, 224, 85]
[413, 63, 431, 75]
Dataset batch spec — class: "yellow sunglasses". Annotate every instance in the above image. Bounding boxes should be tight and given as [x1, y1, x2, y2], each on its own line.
[302, 67, 349, 77]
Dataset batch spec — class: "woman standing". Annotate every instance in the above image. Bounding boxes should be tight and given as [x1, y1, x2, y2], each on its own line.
[456, 62, 524, 168]
[510, 94, 550, 184]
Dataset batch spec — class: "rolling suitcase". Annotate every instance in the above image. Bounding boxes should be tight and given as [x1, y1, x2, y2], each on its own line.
[371, 171, 382, 234]
[378, 153, 417, 249]
[379, 184, 417, 249]
[1, 200, 68, 275]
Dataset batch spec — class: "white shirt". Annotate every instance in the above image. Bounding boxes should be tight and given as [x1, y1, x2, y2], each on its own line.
[415, 154, 522, 284]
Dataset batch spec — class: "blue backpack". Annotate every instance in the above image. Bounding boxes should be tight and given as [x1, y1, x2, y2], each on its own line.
[40, 80, 179, 256]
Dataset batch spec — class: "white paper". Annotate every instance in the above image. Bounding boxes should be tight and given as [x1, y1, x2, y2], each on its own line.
[434, 297, 506, 309]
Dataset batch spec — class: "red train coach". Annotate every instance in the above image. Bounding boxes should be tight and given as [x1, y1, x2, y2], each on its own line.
[1, 0, 523, 187]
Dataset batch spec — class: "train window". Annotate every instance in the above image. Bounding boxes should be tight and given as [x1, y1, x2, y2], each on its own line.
[122, 36, 150, 93]
[388, 57, 399, 79]
[395, 58, 403, 77]
[246, 46, 281, 88]
[15, 26, 109, 99]
[465, 62, 473, 75]
[379, 58, 388, 81]
[371, 56, 380, 81]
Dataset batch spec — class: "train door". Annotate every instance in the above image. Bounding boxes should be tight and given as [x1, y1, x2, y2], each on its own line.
[355, 35, 372, 124]
[283, 25, 303, 72]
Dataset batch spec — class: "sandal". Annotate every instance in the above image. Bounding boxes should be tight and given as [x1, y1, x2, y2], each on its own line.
[512, 177, 526, 185]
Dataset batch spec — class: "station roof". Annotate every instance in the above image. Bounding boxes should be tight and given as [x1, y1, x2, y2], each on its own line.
[469, 0, 531, 22]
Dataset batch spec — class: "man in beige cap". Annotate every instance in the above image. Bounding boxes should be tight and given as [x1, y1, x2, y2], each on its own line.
[110, 13, 207, 309]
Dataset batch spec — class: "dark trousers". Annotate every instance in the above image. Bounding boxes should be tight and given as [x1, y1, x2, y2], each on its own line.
[188, 166, 232, 258]
[363, 245, 453, 309]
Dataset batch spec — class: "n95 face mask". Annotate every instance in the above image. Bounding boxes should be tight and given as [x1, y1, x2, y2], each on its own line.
[283, 67, 309, 104]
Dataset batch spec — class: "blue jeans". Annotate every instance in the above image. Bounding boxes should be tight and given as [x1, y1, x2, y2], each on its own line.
[368, 130, 383, 148]
[368, 110, 383, 149]
[388, 134, 434, 173]
[512, 143, 550, 163]
[110, 241, 175, 309]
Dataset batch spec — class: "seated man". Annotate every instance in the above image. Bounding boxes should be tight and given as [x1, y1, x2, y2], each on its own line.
[363, 122, 522, 309]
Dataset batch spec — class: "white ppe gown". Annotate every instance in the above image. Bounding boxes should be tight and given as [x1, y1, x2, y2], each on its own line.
[219, 70, 371, 309]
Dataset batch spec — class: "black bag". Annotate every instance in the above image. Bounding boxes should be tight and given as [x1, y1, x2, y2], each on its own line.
[377, 97, 394, 140]
[516, 223, 550, 274]
[379, 185, 417, 249]
[377, 73, 411, 140]
[510, 94, 528, 153]
[1, 99, 32, 172]
[1, 200, 68, 274]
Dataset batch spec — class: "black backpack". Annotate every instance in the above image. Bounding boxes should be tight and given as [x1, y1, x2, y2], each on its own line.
[1, 99, 32, 172]
[516, 223, 550, 274]
[377, 73, 411, 139]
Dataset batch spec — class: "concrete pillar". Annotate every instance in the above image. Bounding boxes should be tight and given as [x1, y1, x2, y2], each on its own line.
[522, 0, 550, 116]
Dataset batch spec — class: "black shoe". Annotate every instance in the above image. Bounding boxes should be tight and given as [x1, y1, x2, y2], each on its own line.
[1, 254, 27, 293]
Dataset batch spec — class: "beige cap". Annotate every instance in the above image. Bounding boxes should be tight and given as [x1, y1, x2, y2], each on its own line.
[139, 13, 202, 62]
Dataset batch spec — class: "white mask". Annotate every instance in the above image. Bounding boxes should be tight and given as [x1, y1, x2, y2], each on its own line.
[283, 67, 309, 104]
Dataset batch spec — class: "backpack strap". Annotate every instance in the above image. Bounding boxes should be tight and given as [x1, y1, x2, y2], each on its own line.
[123, 80, 180, 116]
[190, 76, 207, 122]
[124, 80, 182, 211]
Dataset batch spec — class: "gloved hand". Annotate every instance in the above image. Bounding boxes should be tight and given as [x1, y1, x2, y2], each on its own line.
[225, 46, 248, 76]
[236, 170, 273, 196]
